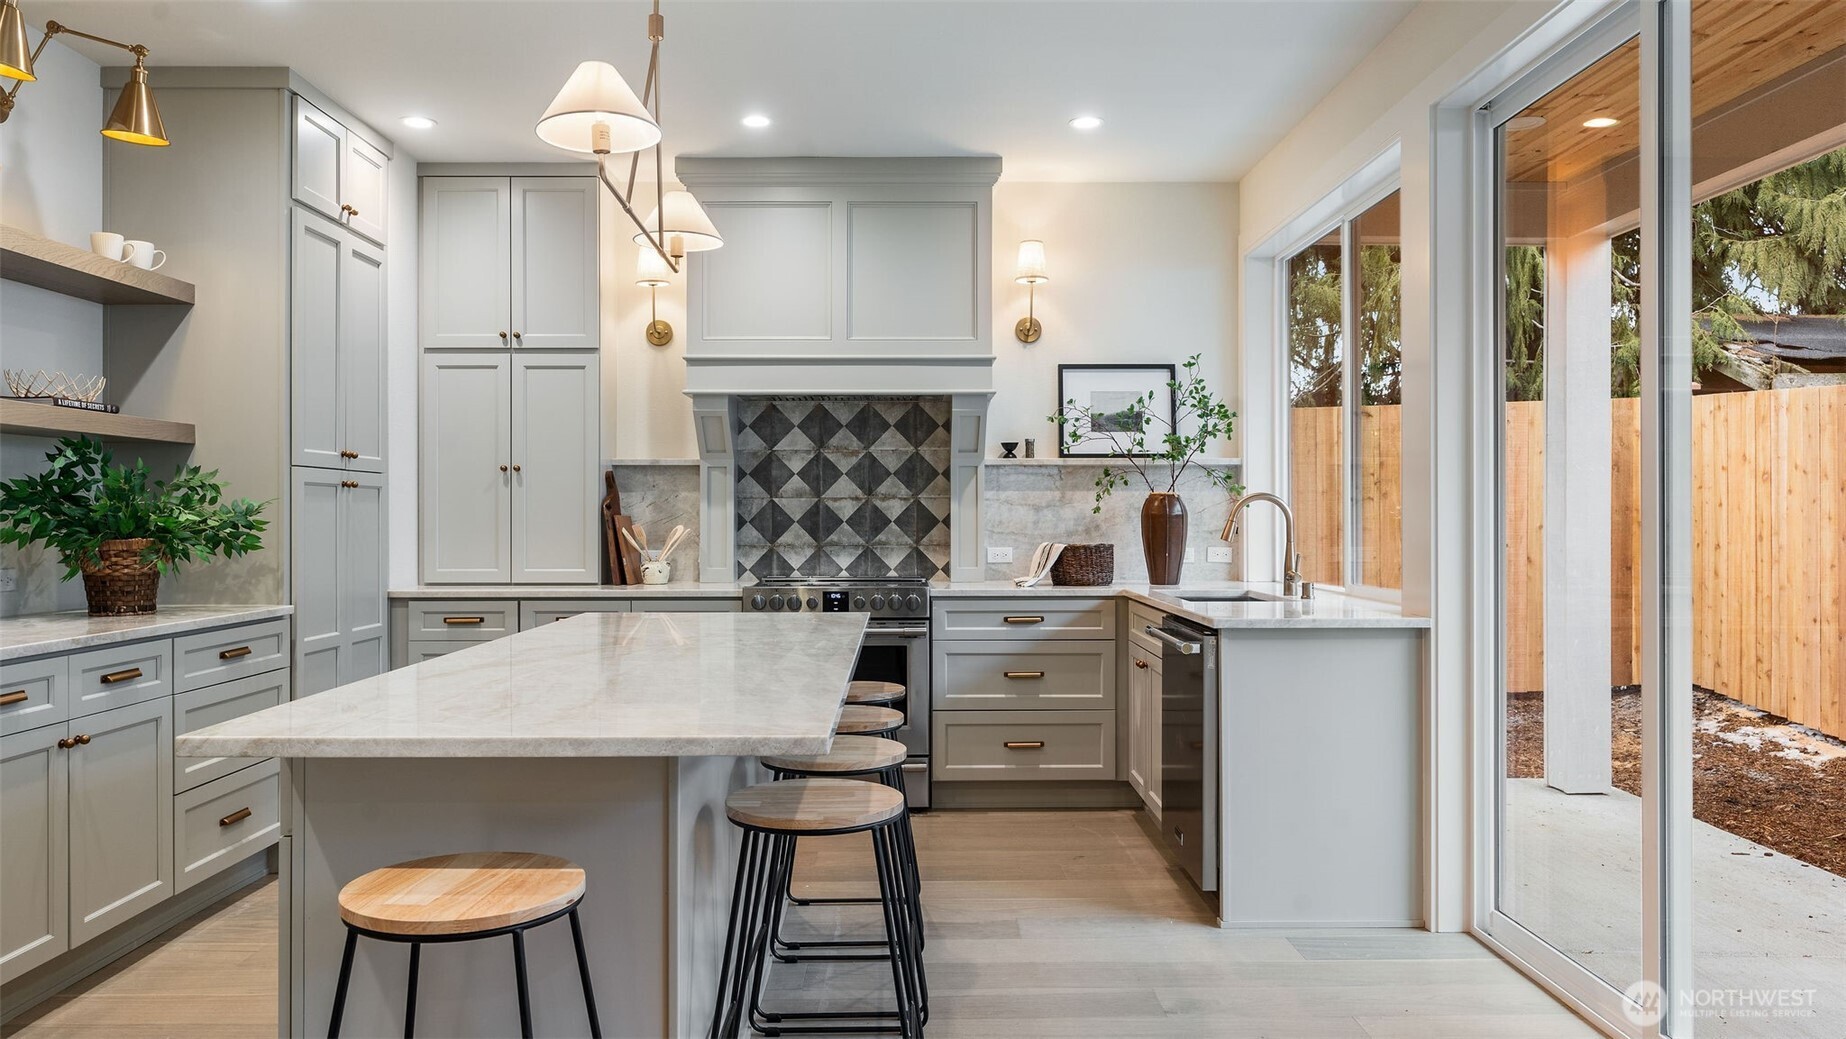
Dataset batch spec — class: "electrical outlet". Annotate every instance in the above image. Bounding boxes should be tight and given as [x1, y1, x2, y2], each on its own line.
[0, 567, 16, 593]
[987, 546, 1014, 564]
[1183, 547, 1196, 563]
[1207, 546, 1234, 563]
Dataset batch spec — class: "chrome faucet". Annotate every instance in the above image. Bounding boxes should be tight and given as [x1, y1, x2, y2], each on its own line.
[1220, 491, 1307, 597]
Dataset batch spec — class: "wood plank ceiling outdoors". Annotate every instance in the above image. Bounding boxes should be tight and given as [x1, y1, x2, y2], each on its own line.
[1503, 0, 1846, 184]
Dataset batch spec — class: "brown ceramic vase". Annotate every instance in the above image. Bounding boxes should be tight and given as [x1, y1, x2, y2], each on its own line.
[1140, 492, 1187, 586]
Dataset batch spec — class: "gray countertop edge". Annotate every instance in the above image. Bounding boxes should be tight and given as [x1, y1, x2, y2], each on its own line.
[388, 585, 745, 600]
[172, 734, 838, 759]
[1, 604, 296, 661]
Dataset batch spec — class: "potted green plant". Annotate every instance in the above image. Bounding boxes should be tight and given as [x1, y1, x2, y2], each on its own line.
[0, 436, 268, 615]
[1050, 354, 1242, 585]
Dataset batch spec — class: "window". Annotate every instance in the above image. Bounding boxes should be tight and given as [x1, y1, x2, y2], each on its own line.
[1284, 190, 1402, 594]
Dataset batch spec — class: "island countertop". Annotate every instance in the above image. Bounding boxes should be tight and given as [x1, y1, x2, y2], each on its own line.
[176, 611, 868, 759]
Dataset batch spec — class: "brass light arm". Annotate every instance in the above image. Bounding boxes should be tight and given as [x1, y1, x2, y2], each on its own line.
[1, 20, 157, 129]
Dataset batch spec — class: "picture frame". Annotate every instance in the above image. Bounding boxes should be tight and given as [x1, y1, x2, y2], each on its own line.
[1055, 364, 1178, 457]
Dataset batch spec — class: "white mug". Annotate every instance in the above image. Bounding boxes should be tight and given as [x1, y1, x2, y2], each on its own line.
[640, 561, 671, 585]
[90, 232, 129, 261]
[123, 240, 166, 271]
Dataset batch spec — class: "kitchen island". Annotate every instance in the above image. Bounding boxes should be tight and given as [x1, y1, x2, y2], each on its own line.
[177, 610, 868, 1039]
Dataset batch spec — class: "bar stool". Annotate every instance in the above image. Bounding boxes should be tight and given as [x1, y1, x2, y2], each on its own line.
[836, 704, 904, 736]
[845, 680, 907, 707]
[328, 852, 601, 1039]
[760, 736, 924, 961]
[709, 779, 925, 1039]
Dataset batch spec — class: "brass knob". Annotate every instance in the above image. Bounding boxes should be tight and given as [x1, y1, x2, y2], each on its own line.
[340, 480, 359, 489]
[74, 733, 91, 745]
[348, 206, 359, 217]
[511, 463, 522, 472]
[1134, 659, 1149, 669]
[499, 464, 509, 473]
[57, 737, 76, 749]
[511, 331, 522, 341]
[339, 449, 358, 459]
[499, 331, 509, 341]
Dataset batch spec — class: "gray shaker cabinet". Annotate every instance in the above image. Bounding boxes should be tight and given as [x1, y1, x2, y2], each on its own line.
[0, 725, 69, 982]
[510, 177, 600, 350]
[511, 352, 601, 583]
[292, 468, 388, 697]
[292, 94, 388, 246]
[421, 176, 598, 351]
[67, 696, 174, 946]
[290, 210, 386, 473]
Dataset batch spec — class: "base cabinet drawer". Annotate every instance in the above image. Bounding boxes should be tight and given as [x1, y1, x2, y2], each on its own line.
[174, 619, 290, 692]
[404, 641, 476, 664]
[405, 600, 517, 641]
[933, 599, 1115, 640]
[174, 673, 286, 792]
[1, 656, 69, 737]
[932, 710, 1117, 782]
[174, 760, 280, 894]
[69, 641, 173, 718]
[932, 641, 1115, 710]
[518, 600, 631, 629]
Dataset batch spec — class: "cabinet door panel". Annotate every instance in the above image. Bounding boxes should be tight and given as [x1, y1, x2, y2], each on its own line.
[343, 135, 389, 246]
[420, 177, 511, 348]
[290, 211, 344, 469]
[510, 178, 599, 349]
[1126, 650, 1149, 796]
[0, 726, 68, 983]
[68, 697, 173, 946]
[292, 95, 345, 221]
[421, 354, 513, 583]
[340, 472, 388, 685]
[511, 353, 599, 583]
[292, 468, 344, 696]
[339, 236, 388, 471]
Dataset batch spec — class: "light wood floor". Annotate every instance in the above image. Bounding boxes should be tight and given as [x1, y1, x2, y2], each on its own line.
[2, 810, 1601, 1038]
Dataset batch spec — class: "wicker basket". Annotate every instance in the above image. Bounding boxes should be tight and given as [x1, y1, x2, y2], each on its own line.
[1051, 543, 1115, 586]
[81, 538, 161, 616]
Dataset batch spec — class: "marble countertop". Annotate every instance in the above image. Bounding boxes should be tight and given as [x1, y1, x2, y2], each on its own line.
[1, 605, 295, 661]
[934, 580, 1429, 630]
[389, 584, 744, 600]
[176, 611, 868, 759]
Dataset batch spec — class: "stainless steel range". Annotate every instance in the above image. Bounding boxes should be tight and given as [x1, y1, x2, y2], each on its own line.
[749, 577, 932, 808]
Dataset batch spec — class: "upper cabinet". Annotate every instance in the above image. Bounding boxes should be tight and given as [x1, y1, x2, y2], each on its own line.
[419, 176, 599, 350]
[291, 211, 386, 472]
[292, 95, 388, 247]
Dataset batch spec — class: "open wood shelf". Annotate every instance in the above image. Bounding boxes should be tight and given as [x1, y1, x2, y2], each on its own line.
[0, 225, 196, 306]
[0, 399, 196, 445]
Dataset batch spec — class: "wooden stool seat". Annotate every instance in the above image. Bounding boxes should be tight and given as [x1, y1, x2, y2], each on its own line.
[761, 735, 907, 774]
[337, 852, 586, 937]
[726, 777, 906, 833]
[836, 705, 905, 734]
[845, 680, 906, 705]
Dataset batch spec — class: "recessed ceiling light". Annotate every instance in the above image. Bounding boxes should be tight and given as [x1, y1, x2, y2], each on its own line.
[1582, 116, 1619, 128]
[741, 113, 772, 129]
[400, 115, 437, 130]
[1506, 115, 1546, 131]
[1069, 115, 1103, 131]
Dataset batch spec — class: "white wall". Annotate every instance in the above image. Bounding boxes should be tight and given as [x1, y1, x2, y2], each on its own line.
[602, 180, 694, 462]
[0, 44, 106, 615]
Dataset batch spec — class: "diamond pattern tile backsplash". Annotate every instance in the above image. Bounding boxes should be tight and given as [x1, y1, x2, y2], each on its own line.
[735, 397, 952, 581]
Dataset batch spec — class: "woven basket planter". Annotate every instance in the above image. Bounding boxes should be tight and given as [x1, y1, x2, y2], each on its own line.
[81, 538, 161, 615]
[1051, 544, 1115, 586]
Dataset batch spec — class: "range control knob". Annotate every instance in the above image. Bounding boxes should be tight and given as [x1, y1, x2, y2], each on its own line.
[750, 594, 767, 611]
[905, 594, 923, 612]
[852, 595, 868, 610]
[768, 595, 784, 611]
[870, 595, 886, 611]
[807, 597, 820, 611]
[786, 596, 801, 612]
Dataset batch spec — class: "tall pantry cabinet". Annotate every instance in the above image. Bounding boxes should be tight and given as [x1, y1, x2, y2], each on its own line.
[102, 74, 392, 695]
[418, 176, 601, 584]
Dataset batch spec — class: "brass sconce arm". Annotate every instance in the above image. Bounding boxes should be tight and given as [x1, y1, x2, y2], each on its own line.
[1, 20, 153, 123]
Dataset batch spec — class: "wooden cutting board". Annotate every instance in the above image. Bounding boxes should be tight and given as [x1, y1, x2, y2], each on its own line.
[601, 469, 645, 585]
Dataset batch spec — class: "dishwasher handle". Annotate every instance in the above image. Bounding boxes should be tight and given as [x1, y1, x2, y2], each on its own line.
[1143, 625, 1203, 655]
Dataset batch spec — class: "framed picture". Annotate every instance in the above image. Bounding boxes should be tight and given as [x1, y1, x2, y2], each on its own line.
[1055, 364, 1177, 457]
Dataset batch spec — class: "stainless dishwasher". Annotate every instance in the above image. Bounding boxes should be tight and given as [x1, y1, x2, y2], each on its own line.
[1146, 616, 1219, 892]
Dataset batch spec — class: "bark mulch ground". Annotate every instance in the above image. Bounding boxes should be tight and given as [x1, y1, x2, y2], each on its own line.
[1506, 687, 1846, 878]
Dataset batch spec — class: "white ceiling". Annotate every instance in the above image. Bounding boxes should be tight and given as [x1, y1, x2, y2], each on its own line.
[27, 0, 1417, 181]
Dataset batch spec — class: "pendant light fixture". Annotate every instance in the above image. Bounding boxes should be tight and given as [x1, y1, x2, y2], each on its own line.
[535, 0, 721, 273]
[0, 16, 169, 145]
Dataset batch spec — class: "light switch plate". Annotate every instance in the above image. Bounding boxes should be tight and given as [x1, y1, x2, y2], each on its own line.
[0, 567, 16, 593]
[1207, 546, 1234, 563]
[987, 546, 1014, 563]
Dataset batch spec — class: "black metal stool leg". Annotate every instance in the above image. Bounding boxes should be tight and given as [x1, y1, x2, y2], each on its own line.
[328, 926, 358, 1038]
[511, 929, 534, 1039]
[403, 942, 420, 1038]
[872, 827, 919, 1039]
[566, 907, 603, 1038]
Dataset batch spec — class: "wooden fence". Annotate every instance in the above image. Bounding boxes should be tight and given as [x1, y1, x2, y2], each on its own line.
[1291, 384, 1846, 740]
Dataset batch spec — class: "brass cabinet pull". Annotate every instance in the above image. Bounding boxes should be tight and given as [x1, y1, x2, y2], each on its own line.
[511, 331, 522, 341]
[339, 449, 359, 459]
[442, 616, 485, 626]
[100, 667, 143, 685]
[1003, 740, 1045, 750]
[340, 480, 359, 489]
[57, 736, 77, 749]
[218, 646, 253, 660]
[1002, 615, 1044, 625]
[219, 807, 253, 827]
[74, 733, 90, 745]
[499, 464, 510, 473]
[0, 690, 28, 706]
[511, 463, 522, 472]
[1003, 671, 1045, 680]
[499, 331, 509, 341]
[1133, 659, 1149, 670]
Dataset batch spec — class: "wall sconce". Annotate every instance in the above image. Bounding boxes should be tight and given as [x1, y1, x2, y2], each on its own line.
[1014, 239, 1048, 343]
[637, 245, 674, 346]
[0, 6, 169, 145]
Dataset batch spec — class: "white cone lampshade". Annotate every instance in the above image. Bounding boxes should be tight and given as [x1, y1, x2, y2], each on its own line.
[633, 190, 724, 252]
[636, 244, 673, 287]
[536, 60, 660, 155]
[1015, 240, 1049, 284]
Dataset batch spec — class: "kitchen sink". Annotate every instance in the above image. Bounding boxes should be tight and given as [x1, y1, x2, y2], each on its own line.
[1171, 591, 1284, 603]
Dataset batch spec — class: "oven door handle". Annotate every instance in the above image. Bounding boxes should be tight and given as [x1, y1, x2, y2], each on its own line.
[868, 626, 931, 639]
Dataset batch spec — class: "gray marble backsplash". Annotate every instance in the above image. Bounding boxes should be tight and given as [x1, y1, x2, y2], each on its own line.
[608, 463, 702, 584]
[980, 462, 1244, 583]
